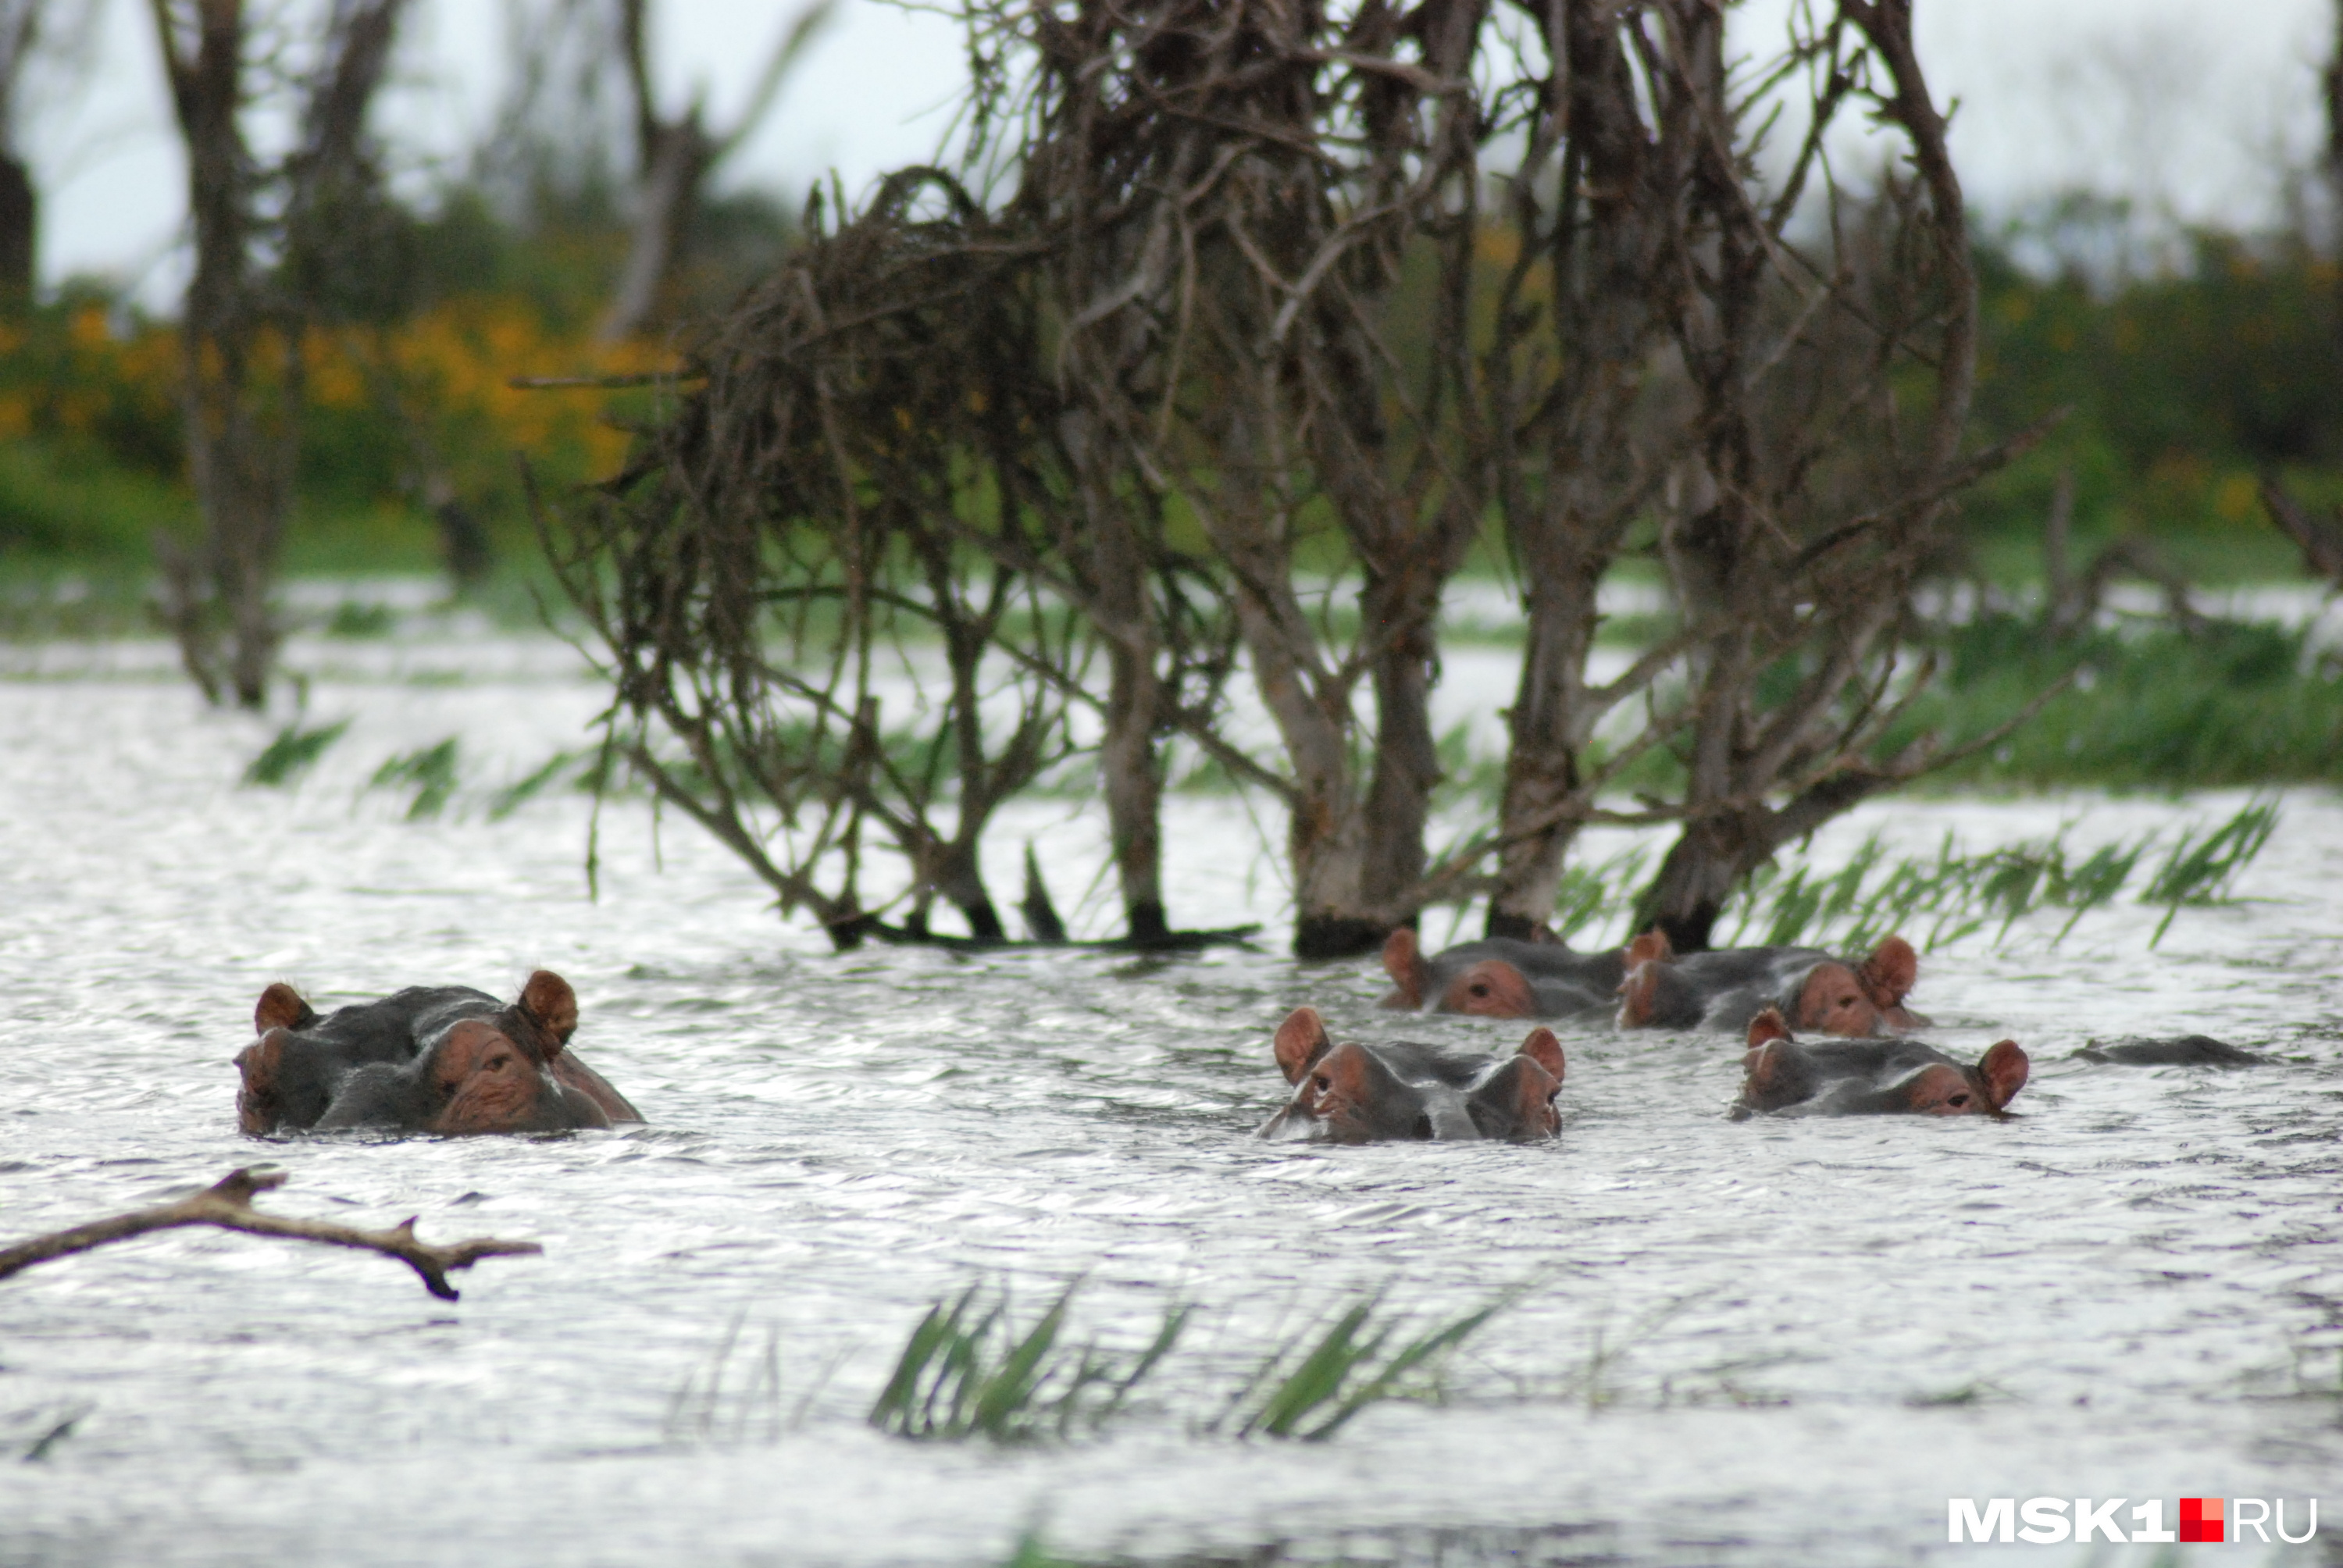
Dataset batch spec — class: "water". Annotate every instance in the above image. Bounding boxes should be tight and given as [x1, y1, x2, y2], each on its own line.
[2, 625, 2339, 1566]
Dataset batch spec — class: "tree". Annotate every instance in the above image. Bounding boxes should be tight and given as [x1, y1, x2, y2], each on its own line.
[597, 0, 832, 342]
[147, 0, 412, 707]
[0, 0, 104, 301]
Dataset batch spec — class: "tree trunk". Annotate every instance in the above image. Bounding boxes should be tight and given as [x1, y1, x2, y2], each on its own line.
[1485, 2, 1674, 939]
[598, 116, 708, 343]
[0, 148, 30, 299]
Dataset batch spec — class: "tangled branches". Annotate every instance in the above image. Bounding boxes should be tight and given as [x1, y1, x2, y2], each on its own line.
[548, 0, 2023, 956]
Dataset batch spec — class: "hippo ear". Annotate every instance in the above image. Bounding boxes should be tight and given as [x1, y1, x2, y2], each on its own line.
[1516, 1026, 1564, 1085]
[1617, 960, 1659, 1026]
[1746, 1007, 1794, 1049]
[1625, 928, 1674, 968]
[1743, 1038, 1796, 1096]
[1380, 928, 1428, 1010]
[1471, 1055, 1560, 1139]
[1272, 1007, 1334, 1084]
[1858, 935, 1918, 1007]
[254, 982, 316, 1035]
[234, 1032, 287, 1134]
[1978, 1039, 2029, 1110]
[519, 970, 580, 1049]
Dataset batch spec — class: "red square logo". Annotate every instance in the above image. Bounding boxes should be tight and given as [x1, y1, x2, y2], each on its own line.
[2180, 1498, 2225, 1544]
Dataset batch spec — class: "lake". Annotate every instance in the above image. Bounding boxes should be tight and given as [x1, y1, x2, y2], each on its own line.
[1, 613, 2337, 1566]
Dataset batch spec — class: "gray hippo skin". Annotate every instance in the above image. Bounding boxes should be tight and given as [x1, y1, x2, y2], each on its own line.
[234, 971, 642, 1135]
[1731, 1007, 2028, 1118]
[2073, 1035, 2266, 1067]
[1380, 928, 1627, 1020]
[1260, 1006, 1565, 1142]
[1620, 930, 1930, 1038]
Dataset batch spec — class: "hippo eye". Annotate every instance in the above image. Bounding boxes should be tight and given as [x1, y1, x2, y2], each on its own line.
[1312, 1074, 1331, 1094]
[1410, 1114, 1435, 1140]
[1947, 1092, 1970, 1107]
[1469, 983, 1488, 998]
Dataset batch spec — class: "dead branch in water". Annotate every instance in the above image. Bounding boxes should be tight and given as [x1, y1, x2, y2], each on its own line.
[0, 1167, 543, 1302]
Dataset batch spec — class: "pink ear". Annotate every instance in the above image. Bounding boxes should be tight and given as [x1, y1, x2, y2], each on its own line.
[1617, 960, 1659, 1026]
[1381, 927, 1428, 1009]
[1860, 935, 1919, 1007]
[254, 982, 312, 1035]
[1743, 1038, 1795, 1096]
[1746, 1006, 1793, 1049]
[1625, 928, 1674, 967]
[1516, 1027, 1564, 1085]
[1978, 1039, 2029, 1110]
[519, 971, 579, 1048]
[1273, 1007, 1333, 1084]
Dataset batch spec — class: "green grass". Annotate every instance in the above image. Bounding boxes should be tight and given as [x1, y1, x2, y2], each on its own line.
[1218, 1291, 1514, 1441]
[369, 737, 462, 820]
[1892, 615, 2343, 789]
[1708, 800, 2281, 956]
[241, 718, 351, 787]
[868, 1281, 1189, 1444]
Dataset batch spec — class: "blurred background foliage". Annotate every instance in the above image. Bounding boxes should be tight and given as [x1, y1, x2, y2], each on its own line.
[5, 185, 2337, 584]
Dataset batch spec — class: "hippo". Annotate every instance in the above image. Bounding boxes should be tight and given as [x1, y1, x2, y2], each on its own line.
[1732, 1007, 2027, 1118]
[1379, 928, 1628, 1019]
[1617, 931, 1927, 1037]
[1257, 1006, 1565, 1142]
[2072, 1035, 2267, 1067]
[234, 971, 642, 1135]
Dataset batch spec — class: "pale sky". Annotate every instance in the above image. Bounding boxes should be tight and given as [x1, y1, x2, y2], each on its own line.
[20, 0, 2336, 306]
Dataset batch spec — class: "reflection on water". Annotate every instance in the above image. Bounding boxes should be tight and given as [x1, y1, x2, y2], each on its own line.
[0, 636, 2338, 1566]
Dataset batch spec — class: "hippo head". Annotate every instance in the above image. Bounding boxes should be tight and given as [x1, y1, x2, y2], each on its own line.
[402, 971, 607, 1134]
[1740, 1007, 2027, 1117]
[1788, 938, 1924, 1037]
[1266, 1007, 1564, 1142]
[239, 971, 615, 1135]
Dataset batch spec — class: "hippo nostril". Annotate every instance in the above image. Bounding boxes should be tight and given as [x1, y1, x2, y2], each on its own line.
[1410, 1114, 1434, 1140]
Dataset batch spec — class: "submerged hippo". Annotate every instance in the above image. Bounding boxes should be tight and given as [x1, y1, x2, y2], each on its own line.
[1379, 928, 1628, 1019]
[1732, 1007, 2027, 1118]
[1618, 931, 1928, 1038]
[234, 971, 642, 1135]
[1259, 1006, 1565, 1142]
[2072, 1035, 2267, 1066]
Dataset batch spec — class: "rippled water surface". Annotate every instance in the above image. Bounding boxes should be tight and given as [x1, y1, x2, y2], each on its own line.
[2, 625, 2340, 1566]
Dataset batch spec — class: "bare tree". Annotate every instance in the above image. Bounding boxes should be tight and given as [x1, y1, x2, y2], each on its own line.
[549, 178, 1094, 946]
[596, 0, 832, 342]
[148, 0, 415, 707]
[1621, 0, 1994, 950]
[0, 0, 42, 297]
[981, 0, 1505, 957]
[0, 0, 108, 299]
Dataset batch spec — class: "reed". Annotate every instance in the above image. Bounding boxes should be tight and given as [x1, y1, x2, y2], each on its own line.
[868, 1282, 1189, 1444]
[1222, 1292, 1511, 1442]
[241, 718, 350, 787]
[368, 738, 461, 821]
[1715, 801, 2277, 955]
[2144, 800, 2280, 945]
[487, 750, 583, 821]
